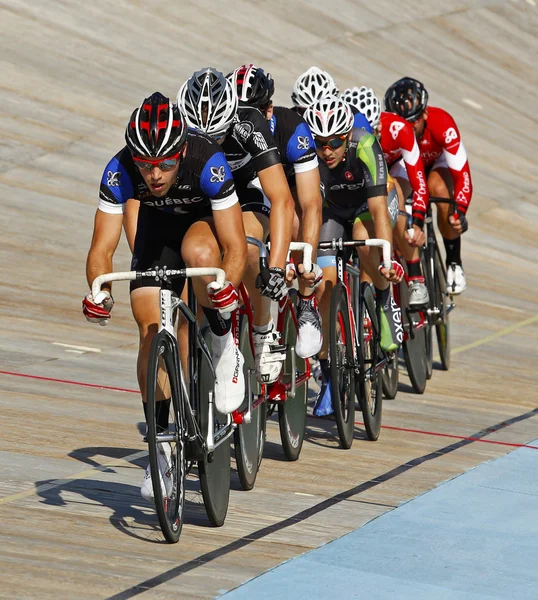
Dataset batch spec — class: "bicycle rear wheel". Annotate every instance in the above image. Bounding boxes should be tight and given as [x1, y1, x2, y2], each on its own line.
[400, 276, 428, 394]
[357, 283, 382, 441]
[421, 250, 433, 380]
[434, 250, 451, 370]
[278, 297, 308, 461]
[198, 327, 231, 527]
[381, 351, 399, 399]
[146, 330, 185, 544]
[234, 314, 266, 490]
[330, 283, 355, 449]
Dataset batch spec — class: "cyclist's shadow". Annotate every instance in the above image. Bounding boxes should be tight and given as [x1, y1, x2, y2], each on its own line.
[34, 430, 209, 543]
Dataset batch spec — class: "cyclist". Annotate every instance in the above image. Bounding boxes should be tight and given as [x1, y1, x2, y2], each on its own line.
[177, 68, 295, 383]
[291, 67, 373, 133]
[228, 63, 323, 358]
[342, 86, 430, 306]
[303, 96, 403, 415]
[384, 77, 472, 294]
[83, 92, 247, 500]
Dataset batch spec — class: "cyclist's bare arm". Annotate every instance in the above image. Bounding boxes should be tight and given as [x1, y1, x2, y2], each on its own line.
[294, 168, 322, 274]
[212, 201, 248, 287]
[367, 195, 400, 283]
[257, 163, 295, 270]
[86, 209, 124, 292]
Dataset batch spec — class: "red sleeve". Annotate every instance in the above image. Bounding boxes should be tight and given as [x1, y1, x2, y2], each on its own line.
[396, 123, 430, 225]
[431, 109, 473, 215]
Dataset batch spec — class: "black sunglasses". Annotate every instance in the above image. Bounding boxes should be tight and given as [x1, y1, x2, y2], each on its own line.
[314, 135, 347, 151]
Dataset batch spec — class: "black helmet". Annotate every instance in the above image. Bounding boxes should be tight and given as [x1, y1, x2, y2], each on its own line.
[384, 77, 429, 121]
[125, 92, 188, 157]
[228, 64, 275, 109]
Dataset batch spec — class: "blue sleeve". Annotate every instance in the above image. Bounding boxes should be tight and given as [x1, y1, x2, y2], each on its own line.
[286, 122, 316, 164]
[99, 156, 134, 205]
[200, 151, 235, 199]
[353, 112, 373, 133]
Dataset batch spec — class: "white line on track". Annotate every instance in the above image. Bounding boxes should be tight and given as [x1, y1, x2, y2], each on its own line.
[467, 298, 527, 314]
[295, 492, 315, 497]
[52, 342, 101, 353]
[462, 98, 483, 110]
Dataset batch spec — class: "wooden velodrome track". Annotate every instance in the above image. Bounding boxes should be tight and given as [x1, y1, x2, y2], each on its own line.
[1, 1, 537, 598]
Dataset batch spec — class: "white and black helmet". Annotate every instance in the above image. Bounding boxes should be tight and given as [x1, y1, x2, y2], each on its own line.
[291, 66, 339, 109]
[177, 67, 238, 139]
[303, 95, 354, 138]
[341, 86, 381, 129]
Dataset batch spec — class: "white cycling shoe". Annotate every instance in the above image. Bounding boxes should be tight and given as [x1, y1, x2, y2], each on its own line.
[140, 441, 173, 502]
[295, 294, 322, 358]
[446, 263, 466, 295]
[253, 322, 286, 384]
[408, 280, 429, 307]
[211, 329, 245, 414]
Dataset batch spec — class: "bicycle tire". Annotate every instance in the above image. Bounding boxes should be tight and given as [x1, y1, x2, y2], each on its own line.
[278, 297, 308, 461]
[381, 350, 399, 399]
[400, 276, 427, 394]
[357, 283, 382, 441]
[330, 282, 355, 449]
[146, 330, 186, 544]
[435, 250, 451, 370]
[234, 314, 266, 490]
[197, 326, 231, 527]
[421, 249, 433, 380]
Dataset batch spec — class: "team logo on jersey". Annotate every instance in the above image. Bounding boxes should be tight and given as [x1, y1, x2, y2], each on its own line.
[356, 134, 378, 185]
[345, 171, 354, 181]
[106, 171, 121, 186]
[444, 127, 458, 144]
[297, 136, 310, 150]
[389, 122, 405, 141]
[234, 120, 254, 143]
[210, 166, 226, 183]
[252, 131, 269, 151]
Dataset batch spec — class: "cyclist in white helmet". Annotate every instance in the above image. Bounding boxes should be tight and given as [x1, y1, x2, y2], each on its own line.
[178, 67, 295, 385]
[303, 95, 403, 416]
[341, 86, 381, 130]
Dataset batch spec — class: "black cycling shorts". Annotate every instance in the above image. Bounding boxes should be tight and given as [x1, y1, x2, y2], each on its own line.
[130, 203, 212, 296]
[236, 177, 271, 218]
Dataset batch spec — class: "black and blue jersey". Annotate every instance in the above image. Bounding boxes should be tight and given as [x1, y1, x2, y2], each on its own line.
[268, 106, 318, 179]
[350, 105, 373, 133]
[98, 129, 238, 215]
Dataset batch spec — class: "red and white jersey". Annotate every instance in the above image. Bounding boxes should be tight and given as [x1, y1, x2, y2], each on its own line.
[379, 112, 429, 223]
[417, 106, 472, 214]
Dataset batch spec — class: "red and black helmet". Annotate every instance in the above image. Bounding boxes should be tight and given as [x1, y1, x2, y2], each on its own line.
[227, 64, 275, 110]
[384, 77, 429, 122]
[125, 92, 188, 158]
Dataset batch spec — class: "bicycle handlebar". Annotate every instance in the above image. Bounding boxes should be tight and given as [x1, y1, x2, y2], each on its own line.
[317, 238, 392, 270]
[246, 237, 313, 280]
[92, 267, 226, 304]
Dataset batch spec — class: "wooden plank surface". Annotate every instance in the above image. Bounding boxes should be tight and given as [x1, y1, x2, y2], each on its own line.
[1, 0, 538, 598]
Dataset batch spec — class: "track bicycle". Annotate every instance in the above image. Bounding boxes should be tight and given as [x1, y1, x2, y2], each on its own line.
[317, 237, 392, 448]
[92, 266, 235, 544]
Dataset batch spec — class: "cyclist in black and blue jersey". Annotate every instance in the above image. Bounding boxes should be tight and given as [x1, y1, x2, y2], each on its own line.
[228, 64, 324, 360]
[291, 66, 373, 133]
[83, 92, 248, 500]
[303, 95, 403, 416]
[177, 68, 295, 385]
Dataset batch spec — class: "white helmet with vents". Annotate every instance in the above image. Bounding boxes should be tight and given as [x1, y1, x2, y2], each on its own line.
[303, 95, 354, 138]
[291, 66, 339, 109]
[341, 86, 381, 129]
[177, 67, 238, 139]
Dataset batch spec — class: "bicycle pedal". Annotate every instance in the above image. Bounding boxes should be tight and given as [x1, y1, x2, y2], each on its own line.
[269, 344, 288, 354]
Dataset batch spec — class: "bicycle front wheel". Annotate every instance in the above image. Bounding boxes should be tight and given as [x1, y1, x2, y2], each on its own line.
[357, 283, 383, 441]
[198, 327, 231, 527]
[381, 350, 399, 399]
[330, 283, 356, 449]
[435, 250, 451, 370]
[400, 277, 428, 394]
[234, 314, 266, 489]
[278, 297, 308, 461]
[146, 330, 186, 544]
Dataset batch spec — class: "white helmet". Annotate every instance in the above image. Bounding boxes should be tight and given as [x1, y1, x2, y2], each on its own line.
[177, 67, 238, 139]
[291, 66, 339, 109]
[303, 95, 354, 138]
[341, 86, 381, 129]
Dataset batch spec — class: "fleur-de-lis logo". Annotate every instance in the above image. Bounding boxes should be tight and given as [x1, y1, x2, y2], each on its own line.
[210, 166, 225, 183]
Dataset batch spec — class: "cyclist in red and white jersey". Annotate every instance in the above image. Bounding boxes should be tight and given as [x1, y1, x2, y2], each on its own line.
[384, 77, 472, 294]
[342, 87, 429, 306]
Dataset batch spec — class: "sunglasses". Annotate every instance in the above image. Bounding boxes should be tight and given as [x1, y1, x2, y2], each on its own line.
[133, 152, 181, 171]
[314, 135, 347, 152]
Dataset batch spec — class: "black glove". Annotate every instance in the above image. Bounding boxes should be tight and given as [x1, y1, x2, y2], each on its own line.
[255, 267, 288, 301]
[455, 208, 469, 234]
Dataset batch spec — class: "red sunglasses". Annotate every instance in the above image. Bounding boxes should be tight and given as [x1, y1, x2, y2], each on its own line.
[314, 135, 347, 152]
[133, 152, 181, 171]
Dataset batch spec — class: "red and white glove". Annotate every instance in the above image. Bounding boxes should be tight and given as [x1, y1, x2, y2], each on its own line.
[207, 280, 239, 314]
[379, 260, 404, 282]
[82, 291, 114, 326]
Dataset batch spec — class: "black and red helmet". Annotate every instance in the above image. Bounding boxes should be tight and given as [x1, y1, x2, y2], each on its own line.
[384, 77, 429, 121]
[228, 64, 275, 110]
[125, 92, 188, 158]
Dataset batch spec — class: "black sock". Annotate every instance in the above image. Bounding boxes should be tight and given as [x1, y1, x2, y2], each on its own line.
[319, 358, 330, 382]
[143, 399, 171, 433]
[407, 258, 422, 280]
[202, 306, 231, 336]
[443, 236, 462, 267]
[375, 286, 391, 310]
